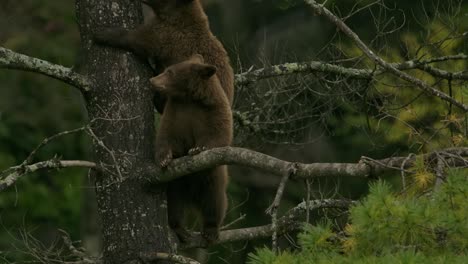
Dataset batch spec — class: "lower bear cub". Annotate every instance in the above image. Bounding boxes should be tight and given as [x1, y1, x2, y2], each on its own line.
[150, 54, 233, 242]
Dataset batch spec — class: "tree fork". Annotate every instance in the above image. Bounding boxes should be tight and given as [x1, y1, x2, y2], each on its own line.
[75, 0, 174, 263]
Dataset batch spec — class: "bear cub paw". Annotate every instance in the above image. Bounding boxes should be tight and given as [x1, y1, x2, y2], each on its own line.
[188, 146, 207, 156]
[201, 227, 220, 243]
[156, 150, 172, 168]
[173, 227, 194, 243]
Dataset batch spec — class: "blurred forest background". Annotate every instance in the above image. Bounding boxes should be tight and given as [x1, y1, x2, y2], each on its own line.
[0, 0, 467, 263]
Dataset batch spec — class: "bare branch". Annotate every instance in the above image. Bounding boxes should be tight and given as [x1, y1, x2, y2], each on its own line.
[304, 0, 468, 111]
[7, 227, 101, 264]
[0, 159, 99, 191]
[0, 47, 90, 92]
[221, 214, 246, 230]
[59, 229, 100, 264]
[22, 126, 88, 166]
[234, 54, 468, 86]
[181, 199, 353, 249]
[235, 61, 371, 85]
[146, 147, 467, 184]
[141, 252, 200, 264]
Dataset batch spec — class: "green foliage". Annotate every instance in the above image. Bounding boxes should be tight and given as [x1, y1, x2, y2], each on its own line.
[298, 221, 339, 255]
[248, 170, 468, 263]
[248, 247, 278, 264]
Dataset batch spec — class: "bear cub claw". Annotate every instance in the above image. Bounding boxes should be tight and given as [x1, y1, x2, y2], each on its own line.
[156, 150, 172, 168]
[188, 146, 207, 156]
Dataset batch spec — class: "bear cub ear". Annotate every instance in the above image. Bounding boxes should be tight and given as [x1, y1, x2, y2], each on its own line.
[189, 54, 205, 63]
[194, 64, 217, 79]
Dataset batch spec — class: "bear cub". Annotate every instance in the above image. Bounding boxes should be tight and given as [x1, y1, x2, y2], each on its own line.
[95, 0, 234, 113]
[150, 54, 233, 242]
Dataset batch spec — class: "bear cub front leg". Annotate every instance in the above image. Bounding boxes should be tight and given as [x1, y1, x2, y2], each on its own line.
[94, 28, 131, 49]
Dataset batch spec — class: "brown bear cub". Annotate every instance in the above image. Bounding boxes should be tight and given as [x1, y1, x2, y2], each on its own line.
[95, 0, 234, 113]
[150, 54, 233, 242]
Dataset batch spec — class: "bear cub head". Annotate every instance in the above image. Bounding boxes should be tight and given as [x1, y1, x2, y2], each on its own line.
[150, 54, 217, 101]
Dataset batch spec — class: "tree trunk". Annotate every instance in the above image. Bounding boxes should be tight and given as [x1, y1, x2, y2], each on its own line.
[75, 0, 174, 263]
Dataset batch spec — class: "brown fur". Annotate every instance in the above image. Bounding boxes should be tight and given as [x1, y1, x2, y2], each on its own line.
[95, 0, 234, 113]
[150, 55, 233, 242]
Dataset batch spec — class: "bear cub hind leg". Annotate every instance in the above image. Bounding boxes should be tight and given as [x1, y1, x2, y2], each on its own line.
[167, 182, 193, 242]
[199, 166, 228, 242]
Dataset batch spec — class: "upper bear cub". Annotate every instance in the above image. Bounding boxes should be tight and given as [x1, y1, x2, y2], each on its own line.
[95, 0, 234, 113]
[150, 54, 233, 242]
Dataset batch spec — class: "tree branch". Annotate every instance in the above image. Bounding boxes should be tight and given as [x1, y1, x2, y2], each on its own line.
[304, 0, 468, 112]
[234, 54, 468, 86]
[2, 146, 465, 193]
[0, 47, 90, 92]
[0, 159, 99, 191]
[235, 61, 371, 85]
[141, 252, 200, 264]
[181, 199, 353, 249]
[145, 147, 467, 184]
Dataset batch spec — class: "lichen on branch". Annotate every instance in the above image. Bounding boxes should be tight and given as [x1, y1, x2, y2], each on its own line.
[0, 47, 90, 91]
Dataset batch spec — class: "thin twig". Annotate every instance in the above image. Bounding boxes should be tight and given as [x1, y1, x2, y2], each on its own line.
[86, 127, 123, 180]
[221, 214, 246, 230]
[265, 163, 298, 253]
[306, 179, 311, 223]
[22, 126, 88, 166]
[59, 229, 97, 264]
[400, 153, 414, 190]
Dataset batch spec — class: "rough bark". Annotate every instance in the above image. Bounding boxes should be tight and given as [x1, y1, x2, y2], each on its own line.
[75, 0, 174, 263]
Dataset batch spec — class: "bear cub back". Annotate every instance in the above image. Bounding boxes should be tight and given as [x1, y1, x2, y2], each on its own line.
[151, 54, 232, 242]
